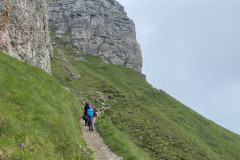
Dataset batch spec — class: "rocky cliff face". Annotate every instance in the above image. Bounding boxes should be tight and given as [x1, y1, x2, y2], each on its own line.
[48, 0, 142, 72]
[0, 0, 53, 73]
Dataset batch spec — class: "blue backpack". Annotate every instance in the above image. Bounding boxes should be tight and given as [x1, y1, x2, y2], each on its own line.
[87, 107, 93, 116]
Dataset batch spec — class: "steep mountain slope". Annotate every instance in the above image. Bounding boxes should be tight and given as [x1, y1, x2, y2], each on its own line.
[50, 36, 240, 160]
[0, 51, 92, 160]
[0, 31, 239, 160]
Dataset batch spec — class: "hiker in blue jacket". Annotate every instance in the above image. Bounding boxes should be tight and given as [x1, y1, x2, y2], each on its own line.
[85, 103, 97, 131]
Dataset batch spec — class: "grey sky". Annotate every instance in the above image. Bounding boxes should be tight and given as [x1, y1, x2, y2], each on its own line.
[117, 0, 240, 134]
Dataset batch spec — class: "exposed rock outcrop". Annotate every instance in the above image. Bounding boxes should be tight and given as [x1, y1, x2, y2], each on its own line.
[48, 0, 142, 72]
[0, 0, 53, 73]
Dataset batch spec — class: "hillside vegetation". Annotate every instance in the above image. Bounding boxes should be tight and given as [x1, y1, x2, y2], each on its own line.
[0, 51, 93, 160]
[1, 33, 240, 159]
[50, 33, 240, 160]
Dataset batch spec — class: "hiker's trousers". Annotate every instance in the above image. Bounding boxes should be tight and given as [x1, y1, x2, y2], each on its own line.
[88, 116, 94, 131]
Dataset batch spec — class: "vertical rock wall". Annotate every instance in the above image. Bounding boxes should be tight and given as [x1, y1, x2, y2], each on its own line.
[0, 0, 53, 73]
[48, 0, 142, 72]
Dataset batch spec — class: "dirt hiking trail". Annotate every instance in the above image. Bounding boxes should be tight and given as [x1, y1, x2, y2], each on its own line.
[80, 108, 122, 160]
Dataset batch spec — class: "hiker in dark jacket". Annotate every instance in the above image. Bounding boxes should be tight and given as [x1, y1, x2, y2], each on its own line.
[85, 103, 97, 131]
[83, 102, 90, 126]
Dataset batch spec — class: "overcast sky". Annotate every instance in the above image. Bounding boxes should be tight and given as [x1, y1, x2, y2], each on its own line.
[117, 0, 240, 135]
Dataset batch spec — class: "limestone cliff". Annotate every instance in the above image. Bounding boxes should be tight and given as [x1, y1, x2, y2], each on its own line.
[0, 0, 53, 73]
[48, 0, 142, 72]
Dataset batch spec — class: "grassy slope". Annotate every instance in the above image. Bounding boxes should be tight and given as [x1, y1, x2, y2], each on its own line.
[0, 51, 93, 160]
[50, 37, 240, 160]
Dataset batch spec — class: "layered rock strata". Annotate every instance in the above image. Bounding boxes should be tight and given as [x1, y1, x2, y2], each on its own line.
[0, 0, 53, 73]
[48, 0, 142, 72]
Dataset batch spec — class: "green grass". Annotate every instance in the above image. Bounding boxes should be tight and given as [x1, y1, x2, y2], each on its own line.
[0, 51, 93, 160]
[50, 41, 240, 160]
[96, 115, 152, 160]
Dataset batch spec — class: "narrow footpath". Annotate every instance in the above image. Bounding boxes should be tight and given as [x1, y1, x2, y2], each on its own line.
[80, 108, 122, 160]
